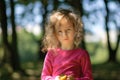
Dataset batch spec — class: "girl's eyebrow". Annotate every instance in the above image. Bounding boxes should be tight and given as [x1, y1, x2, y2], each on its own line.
[66, 26, 73, 28]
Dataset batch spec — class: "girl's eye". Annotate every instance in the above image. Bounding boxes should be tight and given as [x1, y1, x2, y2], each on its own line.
[67, 29, 71, 32]
[58, 31, 62, 34]
[58, 31, 62, 33]
[68, 29, 71, 31]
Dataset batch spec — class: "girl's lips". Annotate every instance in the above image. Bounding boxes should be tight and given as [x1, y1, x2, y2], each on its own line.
[64, 39, 68, 40]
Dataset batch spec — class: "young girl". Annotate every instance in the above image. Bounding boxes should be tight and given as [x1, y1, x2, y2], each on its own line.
[41, 8, 93, 80]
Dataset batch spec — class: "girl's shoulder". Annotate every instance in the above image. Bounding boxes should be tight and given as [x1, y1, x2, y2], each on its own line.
[75, 48, 88, 53]
[47, 48, 58, 56]
[75, 48, 89, 56]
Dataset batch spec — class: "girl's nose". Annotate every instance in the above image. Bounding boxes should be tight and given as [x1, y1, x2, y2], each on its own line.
[63, 31, 68, 38]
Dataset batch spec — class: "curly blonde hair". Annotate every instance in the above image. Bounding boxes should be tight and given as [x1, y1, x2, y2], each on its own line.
[42, 8, 83, 51]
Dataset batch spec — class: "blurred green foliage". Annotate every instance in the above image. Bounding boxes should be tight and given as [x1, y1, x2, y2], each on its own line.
[86, 42, 120, 64]
[17, 28, 40, 63]
[86, 42, 109, 64]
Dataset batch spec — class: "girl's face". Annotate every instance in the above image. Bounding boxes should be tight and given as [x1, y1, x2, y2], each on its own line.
[55, 18, 75, 50]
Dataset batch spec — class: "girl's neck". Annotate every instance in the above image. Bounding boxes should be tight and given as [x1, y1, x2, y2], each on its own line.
[61, 44, 75, 50]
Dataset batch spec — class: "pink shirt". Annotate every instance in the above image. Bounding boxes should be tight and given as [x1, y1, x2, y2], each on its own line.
[41, 48, 93, 80]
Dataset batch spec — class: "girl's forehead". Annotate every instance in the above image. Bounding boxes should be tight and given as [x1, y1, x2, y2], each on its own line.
[58, 17, 73, 27]
[60, 18, 69, 24]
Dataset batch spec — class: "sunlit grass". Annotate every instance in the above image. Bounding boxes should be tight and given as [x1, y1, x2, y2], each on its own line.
[116, 47, 120, 62]
[91, 47, 109, 64]
[86, 42, 109, 64]
[0, 47, 4, 61]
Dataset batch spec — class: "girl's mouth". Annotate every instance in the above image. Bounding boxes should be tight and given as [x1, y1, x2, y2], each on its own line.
[64, 39, 68, 40]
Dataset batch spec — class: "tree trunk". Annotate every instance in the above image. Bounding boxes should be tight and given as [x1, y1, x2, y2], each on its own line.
[38, 0, 48, 60]
[10, 0, 21, 70]
[80, 0, 86, 49]
[108, 50, 116, 62]
[53, 0, 59, 10]
[104, 0, 119, 63]
[0, 0, 10, 64]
